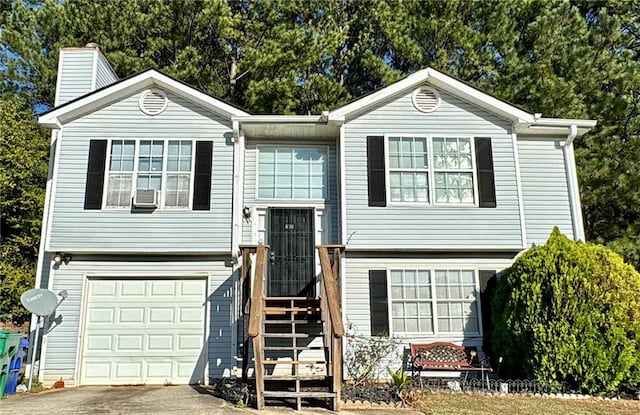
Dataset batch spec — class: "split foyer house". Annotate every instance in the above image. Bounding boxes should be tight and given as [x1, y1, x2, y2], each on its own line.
[33, 45, 595, 401]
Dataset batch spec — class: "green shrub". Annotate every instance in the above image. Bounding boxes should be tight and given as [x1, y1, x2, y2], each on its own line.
[490, 227, 640, 395]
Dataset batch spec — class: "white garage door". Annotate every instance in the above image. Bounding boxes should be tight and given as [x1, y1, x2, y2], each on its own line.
[80, 278, 206, 385]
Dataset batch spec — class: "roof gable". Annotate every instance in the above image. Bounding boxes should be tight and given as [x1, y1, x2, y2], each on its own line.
[329, 68, 535, 124]
[39, 69, 249, 128]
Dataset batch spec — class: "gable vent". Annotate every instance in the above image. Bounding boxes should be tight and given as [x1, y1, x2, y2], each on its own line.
[139, 89, 168, 115]
[412, 86, 440, 113]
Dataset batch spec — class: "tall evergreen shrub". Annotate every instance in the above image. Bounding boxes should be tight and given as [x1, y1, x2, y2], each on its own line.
[490, 227, 640, 394]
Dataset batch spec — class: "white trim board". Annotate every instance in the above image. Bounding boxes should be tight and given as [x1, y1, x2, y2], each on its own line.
[39, 69, 249, 128]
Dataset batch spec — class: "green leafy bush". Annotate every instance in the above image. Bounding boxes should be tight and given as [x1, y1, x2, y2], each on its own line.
[490, 227, 640, 395]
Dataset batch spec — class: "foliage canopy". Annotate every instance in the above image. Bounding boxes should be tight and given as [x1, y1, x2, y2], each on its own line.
[490, 228, 640, 394]
[0, 0, 638, 324]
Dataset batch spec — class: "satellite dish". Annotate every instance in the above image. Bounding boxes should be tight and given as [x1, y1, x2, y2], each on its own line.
[21, 289, 58, 316]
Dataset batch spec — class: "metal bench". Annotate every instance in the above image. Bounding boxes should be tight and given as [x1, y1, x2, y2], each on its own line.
[409, 342, 492, 387]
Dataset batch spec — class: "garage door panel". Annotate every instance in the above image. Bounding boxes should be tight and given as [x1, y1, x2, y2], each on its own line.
[83, 362, 110, 380]
[150, 281, 176, 296]
[118, 307, 145, 323]
[181, 280, 207, 295]
[148, 335, 173, 351]
[149, 307, 174, 323]
[81, 278, 206, 385]
[115, 362, 143, 379]
[86, 335, 112, 351]
[147, 361, 172, 378]
[88, 308, 114, 323]
[91, 280, 117, 296]
[121, 280, 145, 296]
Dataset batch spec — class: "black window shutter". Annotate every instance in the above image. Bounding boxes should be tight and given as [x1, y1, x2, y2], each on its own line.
[479, 270, 497, 352]
[366, 136, 386, 207]
[369, 270, 389, 336]
[193, 141, 213, 210]
[84, 140, 107, 210]
[475, 137, 496, 208]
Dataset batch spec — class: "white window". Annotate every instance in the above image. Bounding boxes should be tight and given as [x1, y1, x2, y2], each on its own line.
[389, 268, 480, 335]
[386, 135, 476, 205]
[106, 140, 135, 207]
[257, 146, 327, 199]
[433, 138, 474, 203]
[104, 139, 194, 208]
[165, 141, 192, 207]
[388, 137, 429, 203]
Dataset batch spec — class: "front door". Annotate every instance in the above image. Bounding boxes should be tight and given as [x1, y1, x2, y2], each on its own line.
[267, 208, 315, 297]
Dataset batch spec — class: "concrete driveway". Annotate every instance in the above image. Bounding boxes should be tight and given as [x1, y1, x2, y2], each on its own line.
[0, 385, 246, 414]
[0, 385, 422, 415]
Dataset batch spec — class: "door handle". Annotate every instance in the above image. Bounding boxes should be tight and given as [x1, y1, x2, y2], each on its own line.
[269, 251, 276, 265]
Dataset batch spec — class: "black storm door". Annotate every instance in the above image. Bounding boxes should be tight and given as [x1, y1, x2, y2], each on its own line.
[267, 208, 315, 297]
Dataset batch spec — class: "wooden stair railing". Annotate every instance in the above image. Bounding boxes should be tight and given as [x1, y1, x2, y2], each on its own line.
[318, 244, 345, 411]
[239, 244, 257, 382]
[240, 244, 269, 402]
[241, 244, 344, 411]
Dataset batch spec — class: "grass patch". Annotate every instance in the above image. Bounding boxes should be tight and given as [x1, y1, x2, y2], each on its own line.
[417, 391, 640, 415]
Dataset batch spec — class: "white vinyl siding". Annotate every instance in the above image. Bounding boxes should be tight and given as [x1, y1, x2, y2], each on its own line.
[257, 146, 328, 200]
[390, 268, 480, 336]
[49, 89, 233, 253]
[344, 86, 522, 249]
[56, 51, 94, 106]
[518, 137, 575, 243]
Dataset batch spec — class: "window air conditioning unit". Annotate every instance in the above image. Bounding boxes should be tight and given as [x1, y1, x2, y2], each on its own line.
[133, 189, 160, 208]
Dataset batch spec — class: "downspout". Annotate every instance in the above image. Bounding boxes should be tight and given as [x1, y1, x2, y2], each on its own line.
[27, 126, 59, 381]
[511, 121, 528, 249]
[231, 120, 244, 263]
[562, 125, 586, 241]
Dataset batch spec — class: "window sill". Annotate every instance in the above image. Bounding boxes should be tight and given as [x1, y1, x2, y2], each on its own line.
[384, 202, 479, 208]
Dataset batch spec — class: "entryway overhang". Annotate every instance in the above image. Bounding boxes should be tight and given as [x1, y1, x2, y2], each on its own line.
[233, 115, 341, 140]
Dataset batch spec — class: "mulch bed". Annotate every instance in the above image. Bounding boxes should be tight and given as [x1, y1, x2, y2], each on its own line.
[342, 383, 399, 404]
[207, 379, 401, 407]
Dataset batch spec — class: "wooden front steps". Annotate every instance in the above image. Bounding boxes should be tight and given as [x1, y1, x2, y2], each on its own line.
[241, 244, 345, 411]
[255, 297, 336, 411]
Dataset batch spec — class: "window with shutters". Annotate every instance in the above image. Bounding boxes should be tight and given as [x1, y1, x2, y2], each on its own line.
[385, 135, 478, 205]
[103, 139, 195, 209]
[389, 268, 481, 335]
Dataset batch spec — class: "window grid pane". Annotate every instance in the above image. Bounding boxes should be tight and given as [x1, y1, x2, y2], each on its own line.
[106, 173, 133, 207]
[388, 137, 429, 203]
[434, 269, 479, 333]
[258, 146, 327, 199]
[165, 140, 192, 207]
[106, 140, 135, 207]
[390, 269, 433, 333]
[432, 137, 474, 204]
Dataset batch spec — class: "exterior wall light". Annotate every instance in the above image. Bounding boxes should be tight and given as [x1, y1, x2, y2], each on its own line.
[242, 206, 252, 220]
[52, 253, 71, 266]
